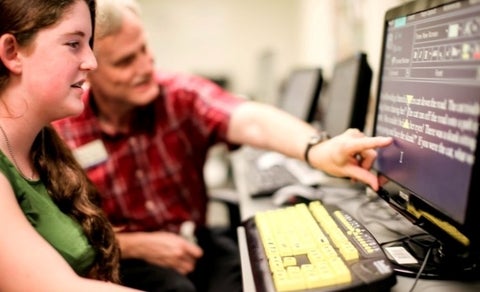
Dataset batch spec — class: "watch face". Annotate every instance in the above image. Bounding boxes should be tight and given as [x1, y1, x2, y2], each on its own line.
[310, 135, 321, 144]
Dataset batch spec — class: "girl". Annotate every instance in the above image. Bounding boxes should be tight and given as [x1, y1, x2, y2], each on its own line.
[0, 0, 140, 290]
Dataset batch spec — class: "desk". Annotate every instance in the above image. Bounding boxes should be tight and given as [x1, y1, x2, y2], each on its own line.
[230, 149, 480, 292]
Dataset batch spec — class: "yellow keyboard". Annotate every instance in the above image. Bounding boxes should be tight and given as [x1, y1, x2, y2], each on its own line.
[243, 201, 396, 291]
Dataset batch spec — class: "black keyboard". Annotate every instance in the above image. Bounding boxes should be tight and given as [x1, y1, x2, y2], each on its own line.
[241, 148, 300, 197]
[243, 201, 397, 291]
[245, 164, 300, 197]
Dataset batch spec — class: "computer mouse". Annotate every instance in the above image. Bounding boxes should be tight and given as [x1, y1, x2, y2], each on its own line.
[256, 152, 286, 170]
[272, 184, 321, 206]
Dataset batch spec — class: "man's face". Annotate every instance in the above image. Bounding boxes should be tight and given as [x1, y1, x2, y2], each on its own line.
[88, 10, 158, 107]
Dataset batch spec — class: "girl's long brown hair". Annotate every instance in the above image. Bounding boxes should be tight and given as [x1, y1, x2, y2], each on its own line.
[33, 126, 120, 282]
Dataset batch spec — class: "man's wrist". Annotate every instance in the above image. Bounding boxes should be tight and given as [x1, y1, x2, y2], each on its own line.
[304, 131, 329, 167]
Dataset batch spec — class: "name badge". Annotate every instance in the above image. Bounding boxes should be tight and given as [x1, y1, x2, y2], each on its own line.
[72, 139, 108, 169]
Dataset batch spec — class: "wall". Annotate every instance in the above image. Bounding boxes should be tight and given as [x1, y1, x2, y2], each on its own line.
[138, 0, 299, 104]
[137, 0, 409, 110]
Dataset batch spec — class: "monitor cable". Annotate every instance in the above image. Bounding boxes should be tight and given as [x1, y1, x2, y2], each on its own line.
[408, 246, 433, 292]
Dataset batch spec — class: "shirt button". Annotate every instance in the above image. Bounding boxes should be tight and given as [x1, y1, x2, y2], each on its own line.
[145, 200, 156, 211]
[129, 137, 138, 147]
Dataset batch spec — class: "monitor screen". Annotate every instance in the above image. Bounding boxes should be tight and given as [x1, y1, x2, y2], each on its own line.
[321, 52, 372, 136]
[372, 0, 480, 279]
[278, 68, 323, 122]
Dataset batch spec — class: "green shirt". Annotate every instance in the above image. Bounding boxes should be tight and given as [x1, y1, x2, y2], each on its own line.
[0, 151, 95, 276]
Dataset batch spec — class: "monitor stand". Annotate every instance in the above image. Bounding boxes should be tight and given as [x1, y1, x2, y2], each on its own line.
[383, 234, 480, 280]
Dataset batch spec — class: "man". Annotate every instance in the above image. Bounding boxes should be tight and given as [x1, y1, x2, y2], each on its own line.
[53, 0, 392, 291]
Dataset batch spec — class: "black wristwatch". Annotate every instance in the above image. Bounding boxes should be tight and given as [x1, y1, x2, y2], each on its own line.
[304, 131, 329, 167]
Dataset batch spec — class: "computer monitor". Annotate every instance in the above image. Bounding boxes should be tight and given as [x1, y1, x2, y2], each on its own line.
[320, 52, 372, 136]
[372, 0, 480, 280]
[277, 67, 323, 122]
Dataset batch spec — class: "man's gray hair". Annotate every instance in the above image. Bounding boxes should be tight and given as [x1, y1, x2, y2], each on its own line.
[95, 0, 141, 40]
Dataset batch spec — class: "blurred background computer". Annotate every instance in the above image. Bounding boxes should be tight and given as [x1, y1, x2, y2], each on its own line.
[316, 51, 372, 136]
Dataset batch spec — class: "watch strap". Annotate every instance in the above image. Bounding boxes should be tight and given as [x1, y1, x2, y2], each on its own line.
[304, 131, 329, 167]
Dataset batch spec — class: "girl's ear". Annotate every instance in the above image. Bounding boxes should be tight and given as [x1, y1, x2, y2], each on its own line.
[0, 34, 22, 74]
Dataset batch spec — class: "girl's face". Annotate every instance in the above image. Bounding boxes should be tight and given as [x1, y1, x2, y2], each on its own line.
[19, 0, 97, 122]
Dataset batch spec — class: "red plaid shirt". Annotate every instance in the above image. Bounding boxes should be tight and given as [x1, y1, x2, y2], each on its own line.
[52, 71, 243, 233]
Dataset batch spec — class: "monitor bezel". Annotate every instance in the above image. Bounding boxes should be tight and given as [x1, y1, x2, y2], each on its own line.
[278, 67, 323, 123]
[321, 51, 372, 136]
[372, 0, 480, 251]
